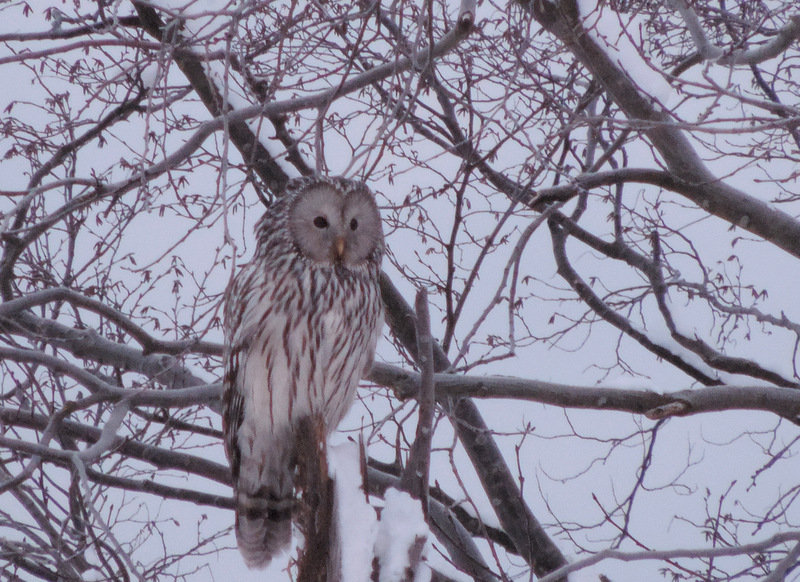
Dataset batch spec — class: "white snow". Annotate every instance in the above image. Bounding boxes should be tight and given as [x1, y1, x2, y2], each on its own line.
[576, 0, 675, 107]
[329, 442, 380, 582]
[454, 497, 502, 530]
[139, 62, 161, 90]
[374, 488, 431, 582]
[326, 444, 434, 582]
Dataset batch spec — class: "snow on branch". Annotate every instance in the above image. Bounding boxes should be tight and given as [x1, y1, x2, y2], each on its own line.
[367, 460, 499, 582]
[374, 489, 429, 582]
[328, 444, 431, 582]
[576, 0, 673, 106]
[329, 443, 377, 582]
[75, 398, 132, 465]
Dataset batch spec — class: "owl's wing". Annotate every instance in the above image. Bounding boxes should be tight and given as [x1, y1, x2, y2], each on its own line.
[223, 273, 253, 483]
[223, 340, 245, 481]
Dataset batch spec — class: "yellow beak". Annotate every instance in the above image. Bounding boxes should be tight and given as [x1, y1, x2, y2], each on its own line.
[334, 236, 346, 260]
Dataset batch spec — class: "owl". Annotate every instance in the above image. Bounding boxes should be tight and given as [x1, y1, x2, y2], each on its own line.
[222, 175, 384, 569]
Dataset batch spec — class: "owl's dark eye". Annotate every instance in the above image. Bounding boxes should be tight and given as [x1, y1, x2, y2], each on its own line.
[313, 216, 329, 229]
[349, 218, 358, 231]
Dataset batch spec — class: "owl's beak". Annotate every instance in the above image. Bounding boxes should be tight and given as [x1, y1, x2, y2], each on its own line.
[334, 236, 346, 260]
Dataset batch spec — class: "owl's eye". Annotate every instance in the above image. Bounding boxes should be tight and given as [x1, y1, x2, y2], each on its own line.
[313, 216, 329, 229]
[349, 218, 358, 231]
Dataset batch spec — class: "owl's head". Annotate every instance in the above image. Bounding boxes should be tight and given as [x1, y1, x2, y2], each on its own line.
[285, 177, 383, 267]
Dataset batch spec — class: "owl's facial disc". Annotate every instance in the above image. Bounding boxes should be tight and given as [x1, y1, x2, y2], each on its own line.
[289, 183, 382, 267]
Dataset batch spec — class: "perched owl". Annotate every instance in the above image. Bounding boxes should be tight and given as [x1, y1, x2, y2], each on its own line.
[222, 175, 384, 569]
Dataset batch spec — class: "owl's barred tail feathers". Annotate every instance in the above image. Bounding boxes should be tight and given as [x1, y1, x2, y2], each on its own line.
[235, 489, 294, 569]
[230, 425, 298, 568]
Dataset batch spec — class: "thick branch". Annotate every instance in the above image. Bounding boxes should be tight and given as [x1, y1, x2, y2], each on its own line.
[400, 288, 436, 506]
[84, 468, 233, 508]
[369, 362, 800, 421]
[0, 287, 221, 356]
[536, 530, 800, 582]
[528, 168, 694, 206]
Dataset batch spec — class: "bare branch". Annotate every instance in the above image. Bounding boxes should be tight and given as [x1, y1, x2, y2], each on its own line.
[369, 362, 800, 420]
[536, 531, 800, 582]
[400, 287, 436, 505]
[0, 287, 221, 356]
[379, 276, 570, 578]
[668, 0, 800, 66]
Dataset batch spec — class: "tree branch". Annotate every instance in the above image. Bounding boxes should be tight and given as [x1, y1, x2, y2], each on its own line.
[369, 362, 800, 421]
[0, 406, 230, 484]
[548, 219, 721, 386]
[0, 287, 221, 356]
[523, 0, 800, 260]
[133, 0, 476, 195]
[667, 0, 800, 66]
[536, 530, 800, 582]
[3, 311, 209, 390]
[400, 288, 436, 506]
[379, 276, 570, 578]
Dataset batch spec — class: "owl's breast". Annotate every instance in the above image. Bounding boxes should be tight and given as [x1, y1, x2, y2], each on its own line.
[237, 265, 381, 437]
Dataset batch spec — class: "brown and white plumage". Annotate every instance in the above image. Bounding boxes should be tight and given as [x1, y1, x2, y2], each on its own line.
[222, 175, 384, 569]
